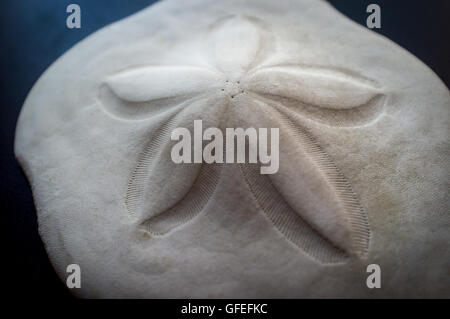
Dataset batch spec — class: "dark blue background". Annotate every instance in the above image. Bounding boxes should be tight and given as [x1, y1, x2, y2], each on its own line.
[1, 0, 448, 299]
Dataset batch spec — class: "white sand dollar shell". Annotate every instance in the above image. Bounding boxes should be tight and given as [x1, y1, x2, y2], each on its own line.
[15, 0, 450, 298]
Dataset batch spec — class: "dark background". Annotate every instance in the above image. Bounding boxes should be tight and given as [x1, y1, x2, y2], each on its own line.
[0, 0, 448, 299]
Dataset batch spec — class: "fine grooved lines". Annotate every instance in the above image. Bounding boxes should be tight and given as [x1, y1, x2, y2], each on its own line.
[125, 105, 185, 220]
[139, 103, 229, 235]
[141, 163, 222, 236]
[239, 163, 349, 264]
[125, 97, 226, 236]
[258, 98, 371, 259]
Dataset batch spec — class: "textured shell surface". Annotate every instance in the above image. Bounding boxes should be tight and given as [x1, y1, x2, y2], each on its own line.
[15, 0, 450, 298]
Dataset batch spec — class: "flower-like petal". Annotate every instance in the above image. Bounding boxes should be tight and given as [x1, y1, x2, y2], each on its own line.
[106, 66, 222, 102]
[126, 95, 228, 235]
[244, 65, 383, 110]
[234, 96, 370, 262]
[100, 66, 223, 120]
[209, 16, 268, 80]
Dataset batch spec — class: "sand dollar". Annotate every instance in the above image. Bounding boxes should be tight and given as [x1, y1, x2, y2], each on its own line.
[15, 0, 450, 298]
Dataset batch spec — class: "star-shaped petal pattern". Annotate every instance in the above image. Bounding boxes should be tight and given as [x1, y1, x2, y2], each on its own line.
[99, 16, 384, 264]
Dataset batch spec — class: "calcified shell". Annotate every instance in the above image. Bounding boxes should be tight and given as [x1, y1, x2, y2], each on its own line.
[15, 0, 450, 298]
